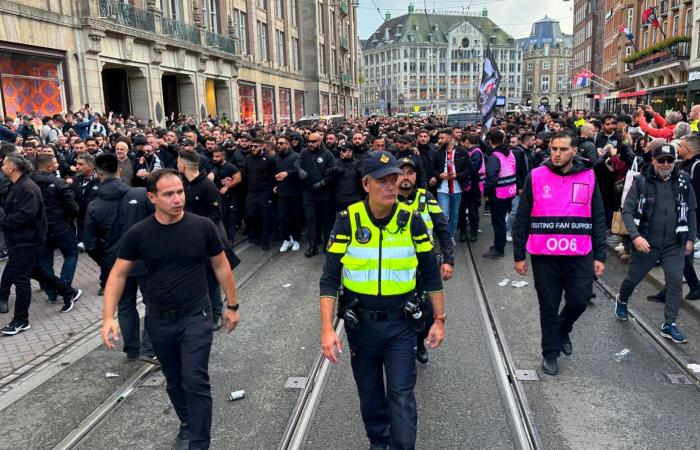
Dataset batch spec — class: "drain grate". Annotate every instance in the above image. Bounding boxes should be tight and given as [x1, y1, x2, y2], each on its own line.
[515, 369, 539, 381]
[284, 377, 308, 389]
[666, 374, 691, 385]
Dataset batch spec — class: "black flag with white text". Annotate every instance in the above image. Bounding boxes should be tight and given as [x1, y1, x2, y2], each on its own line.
[478, 46, 501, 132]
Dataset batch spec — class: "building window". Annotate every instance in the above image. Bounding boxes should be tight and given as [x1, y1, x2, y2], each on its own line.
[527, 62, 533, 71]
[257, 0, 266, 9]
[202, 0, 219, 33]
[0, 52, 66, 118]
[277, 30, 286, 66]
[261, 85, 275, 124]
[627, 7, 634, 29]
[257, 21, 268, 61]
[558, 62, 564, 70]
[319, 43, 326, 74]
[291, 0, 298, 26]
[292, 37, 301, 70]
[276, 0, 284, 19]
[238, 82, 256, 123]
[543, 61, 550, 70]
[318, 2, 325, 34]
[541, 75, 550, 92]
[234, 10, 248, 55]
[673, 15, 679, 36]
[526, 77, 533, 92]
[160, 0, 179, 20]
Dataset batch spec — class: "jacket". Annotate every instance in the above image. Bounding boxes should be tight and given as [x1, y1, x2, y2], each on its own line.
[512, 160, 607, 262]
[577, 137, 602, 167]
[72, 172, 100, 220]
[433, 145, 472, 191]
[184, 171, 222, 224]
[83, 177, 153, 275]
[512, 145, 537, 190]
[0, 174, 48, 248]
[417, 143, 437, 182]
[332, 157, 363, 205]
[274, 150, 302, 197]
[0, 124, 17, 143]
[638, 113, 676, 141]
[244, 152, 277, 194]
[31, 171, 79, 234]
[293, 147, 336, 196]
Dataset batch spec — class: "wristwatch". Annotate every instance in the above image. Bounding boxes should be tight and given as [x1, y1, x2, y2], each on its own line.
[433, 314, 446, 323]
[225, 303, 239, 311]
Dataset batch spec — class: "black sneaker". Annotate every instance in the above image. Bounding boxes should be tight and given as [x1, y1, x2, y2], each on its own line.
[646, 291, 666, 303]
[173, 423, 190, 450]
[482, 247, 504, 258]
[416, 343, 429, 364]
[1, 319, 30, 335]
[685, 288, 700, 301]
[61, 289, 83, 313]
[561, 335, 573, 356]
[542, 356, 559, 375]
[98, 287, 104, 296]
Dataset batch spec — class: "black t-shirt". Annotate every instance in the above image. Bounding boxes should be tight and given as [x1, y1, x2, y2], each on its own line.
[118, 212, 224, 310]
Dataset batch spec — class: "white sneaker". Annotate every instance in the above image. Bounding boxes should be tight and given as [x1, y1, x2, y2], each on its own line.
[77, 242, 85, 252]
[506, 232, 512, 242]
[279, 240, 292, 253]
[614, 243, 624, 252]
[291, 241, 301, 251]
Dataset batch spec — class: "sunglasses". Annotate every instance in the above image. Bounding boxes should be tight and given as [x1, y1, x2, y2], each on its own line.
[657, 157, 675, 164]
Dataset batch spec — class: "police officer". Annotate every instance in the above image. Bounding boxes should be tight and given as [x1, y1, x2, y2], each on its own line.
[512, 131, 607, 375]
[102, 169, 239, 450]
[319, 151, 445, 450]
[397, 157, 453, 365]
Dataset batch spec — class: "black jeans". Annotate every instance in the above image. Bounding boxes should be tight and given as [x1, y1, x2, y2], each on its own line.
[531, 254, 593, 357]
[146, 308, 213, 449]
[302, 193, 334, 247]
[490, 197, 512, 253]
[221, 195, 237, 242]
[245, 190, 273, 245]
[118, 276, 153, 358]
[0, 245, 74, 322]
[278, 195, 303, 242]
[463, 191, 481, 234]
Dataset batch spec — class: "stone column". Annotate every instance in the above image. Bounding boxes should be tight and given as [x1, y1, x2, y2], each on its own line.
[83, 29, 107, 114]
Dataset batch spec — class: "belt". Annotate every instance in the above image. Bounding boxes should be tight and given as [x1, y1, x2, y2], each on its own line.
[357, 306, 406, 321]
[150, 296, 209, 320]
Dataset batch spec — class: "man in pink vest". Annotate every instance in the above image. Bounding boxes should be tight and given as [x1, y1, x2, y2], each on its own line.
[483, 129, 517, 258]
[512, 131, 607, 376]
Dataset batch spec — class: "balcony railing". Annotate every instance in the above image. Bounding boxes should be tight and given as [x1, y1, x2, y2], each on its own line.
[341, 73, 353, 85]
[338, 0, 349, 15]
[161, 17, 201, 46]
[632, 41, 689, 70]
[99, 0, 155, 32]
[205, 30, 236, 55]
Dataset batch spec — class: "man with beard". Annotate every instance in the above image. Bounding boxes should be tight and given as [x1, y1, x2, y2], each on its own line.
[133, 143, 163, 188]
[242, 138, 277, 250]
[433, 129, 472, 239]
[416, 129, 437, 192]
[332, 146, 363, 212]
[274, 135, 302, 252]
[616, 143, 696, 344]
[512, 131, 607, 375]
[594, 115, 633, 227]
[158, 130, 180, 169]
[231, 133, 252, 231]
[397, 157, 453, 364]
[506, 132, 537, 243]
[350, 132, 370, 157]
[211, 147, 241, 243]
[393, 135, 427, 188]
[458, 133, 486, 243]
[323, 131, 341, 157]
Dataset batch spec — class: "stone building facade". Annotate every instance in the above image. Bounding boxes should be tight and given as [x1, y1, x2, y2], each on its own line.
[0, 0, 359, 126]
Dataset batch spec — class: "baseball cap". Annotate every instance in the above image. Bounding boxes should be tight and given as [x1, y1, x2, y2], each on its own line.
[181, 138, 195, 146]
[653, 143, 676, 160]
[132, 134, 148, 146]
[360, 151, 402, 179]
[397, 135, 413, 144]
[398, 157, 416, 169]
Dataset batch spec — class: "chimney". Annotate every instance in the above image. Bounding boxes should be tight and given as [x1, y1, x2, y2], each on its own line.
[385, 11, 391, 20]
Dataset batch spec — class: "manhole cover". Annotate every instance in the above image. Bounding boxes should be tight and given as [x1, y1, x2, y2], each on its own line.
[666, 374, 691, 385]
[515, 369, 539, 381]
[284, 377, 307, 389]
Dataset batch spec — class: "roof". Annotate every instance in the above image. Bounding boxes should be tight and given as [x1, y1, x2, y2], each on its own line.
[362, 13, 514, 51]
[518, 15, 571, 50]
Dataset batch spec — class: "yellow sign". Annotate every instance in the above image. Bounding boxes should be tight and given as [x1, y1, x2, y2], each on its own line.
[413, 105, 420, 112]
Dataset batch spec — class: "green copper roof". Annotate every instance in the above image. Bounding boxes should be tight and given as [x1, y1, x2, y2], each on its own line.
[362, 13, 514, 50]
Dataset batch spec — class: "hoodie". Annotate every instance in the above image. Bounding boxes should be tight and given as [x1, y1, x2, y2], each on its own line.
[31, 171, 79, 234]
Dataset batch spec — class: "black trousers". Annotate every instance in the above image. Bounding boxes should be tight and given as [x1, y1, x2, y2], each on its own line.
[146, 307, 213, 449]
[459, 191, 481, 235]
[221, 195, 237, 242]
[531, 254, 593, 358]
[490, 197, 512, 253]
[278, 195, 303, 242]
[302, 193, 334, 247]
[0, 245, 74, 322]
[245, 190, 273, 244]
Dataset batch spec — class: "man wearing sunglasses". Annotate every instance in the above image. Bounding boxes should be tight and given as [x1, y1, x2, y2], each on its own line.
[615, 144, 697, 344]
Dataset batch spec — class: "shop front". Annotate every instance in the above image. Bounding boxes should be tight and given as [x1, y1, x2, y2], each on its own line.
[642, 84, 687, 114]
[279, 89, 291, 124]
[602, 90, 647, 114]
[261, 85, 275, 125]
[0, 44, 69, 119]
[238, 82, 257, 124]
[687, 68, 700, 109]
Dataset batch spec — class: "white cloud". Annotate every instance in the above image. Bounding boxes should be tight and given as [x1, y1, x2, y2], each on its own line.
[357, 0, 573, 39]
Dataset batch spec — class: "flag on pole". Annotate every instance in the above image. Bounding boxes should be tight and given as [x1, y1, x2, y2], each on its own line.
[478, 46, 501, 132]
[642, 7, 661, 29]
[573, 70, 591, 88]
[617, 24, 634, 41]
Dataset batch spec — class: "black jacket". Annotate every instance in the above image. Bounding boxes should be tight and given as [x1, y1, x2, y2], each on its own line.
[577, 137, 602, 167]
[433, 146, 472, 191]
[680, 154, 700, 230]
[157, 143, 180, 169]
[31, 171, 79, 234]
[512, 161, 607, 263]
[512, 145, 536, 191]
[243, 153, 277, 194]
[417, 143, 437, 181]
[0, 124, 17, 143]
[293, 147, 336, 196]
[0, 174, 47, 248]
[333, 157, 363, 205]
[83, 177, 153, 275]
[274, 150, 302, 197]
[184, 172, 222, 224]
[72, 172, 100, 220]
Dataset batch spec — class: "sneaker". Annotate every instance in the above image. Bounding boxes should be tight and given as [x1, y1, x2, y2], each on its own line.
[291, 241, 300, 251]
[279, 240, 292, 253]
[484, 210, 491, 216]
[61, 289, 82, 313]
[506, 231, 513, 242]
[614, 294, 629, 321]
[1, 319, 30, 335]
[77, 242, 85, 252]
[173, 423, 190, 450]
[614, 243, 625, 253]
[0, 251, 8, 261]
[686, 288, 700, 301]
[661, 322, 687, 344]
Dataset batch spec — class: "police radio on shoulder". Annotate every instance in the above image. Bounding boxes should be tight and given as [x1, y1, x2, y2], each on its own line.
[225, 303, 239, 311]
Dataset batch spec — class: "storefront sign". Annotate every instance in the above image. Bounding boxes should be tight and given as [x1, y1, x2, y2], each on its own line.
[618, 90, 647, 99]
[689, 70, 700, 83]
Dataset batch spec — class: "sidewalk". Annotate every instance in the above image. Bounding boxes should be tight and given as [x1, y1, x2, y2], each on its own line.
[0, 253, 104, 384]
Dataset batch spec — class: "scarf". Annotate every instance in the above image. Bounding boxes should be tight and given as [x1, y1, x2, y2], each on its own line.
[633, 168, 690, 240]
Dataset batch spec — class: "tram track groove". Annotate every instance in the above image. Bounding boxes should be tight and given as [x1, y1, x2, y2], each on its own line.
[48, 237, 274, 450]
[464, 242, 541, 450]
[593, 277, 700, 388]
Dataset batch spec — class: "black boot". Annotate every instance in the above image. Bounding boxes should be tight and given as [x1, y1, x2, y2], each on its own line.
[459, 230, 468, 242]
[542, 356, 559, 375]
[416, 342, 429, 364]
[305, 245, 319, 257]
[561, 335, 572, 356]
[647, 290, 666, 303]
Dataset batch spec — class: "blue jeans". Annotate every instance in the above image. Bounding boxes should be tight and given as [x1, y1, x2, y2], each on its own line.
[506, 194, 521, 233]
[437, 192, 462, 237]
[39, 228, 79, 301]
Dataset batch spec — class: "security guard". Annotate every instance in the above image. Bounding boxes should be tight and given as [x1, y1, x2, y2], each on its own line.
[319, 151, 445, 450]
[396, 157, 453, 364]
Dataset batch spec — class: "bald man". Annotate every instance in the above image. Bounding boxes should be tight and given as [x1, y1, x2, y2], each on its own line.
[578, 123, 602, 167]
[293, 132, 337, 256]
[689, 105, 700, 133]
[115, 141, 134, 186]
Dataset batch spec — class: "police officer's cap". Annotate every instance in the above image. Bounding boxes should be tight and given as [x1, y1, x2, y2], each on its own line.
[361, 151, 402, 179]
[95, 153, 118, 174]
[398, 157, 416, 169]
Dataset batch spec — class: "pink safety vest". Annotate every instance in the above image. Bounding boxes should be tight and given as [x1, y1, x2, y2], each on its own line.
[494, 151, 516, 199]
[525, 166, 594, 256]
[466, 147, 485, 193]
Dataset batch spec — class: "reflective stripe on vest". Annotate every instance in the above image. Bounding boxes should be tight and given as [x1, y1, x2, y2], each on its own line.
[341, 202, 418, 296]
[466, 147, 485, 193]
[494, 151, 517, 199]
[525, 166, 594, 256]
[400, 188, 434, 238]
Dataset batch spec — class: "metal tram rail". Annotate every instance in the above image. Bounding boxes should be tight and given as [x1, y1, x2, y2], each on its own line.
[52, 237, 273, 450]
[593, 277, 700, 388]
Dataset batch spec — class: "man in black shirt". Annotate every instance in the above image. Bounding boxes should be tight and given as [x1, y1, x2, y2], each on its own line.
[102, 169, 239, 450]
[274, 135, 303, 252]
[211, 147, 241, 243]
[242, 137, 277, 250]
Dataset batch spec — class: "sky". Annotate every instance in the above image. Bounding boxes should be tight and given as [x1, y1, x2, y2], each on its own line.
[356, 0, 574, 40]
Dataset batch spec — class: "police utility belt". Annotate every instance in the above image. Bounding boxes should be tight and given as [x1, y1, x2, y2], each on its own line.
[338, 289, 428, 330]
